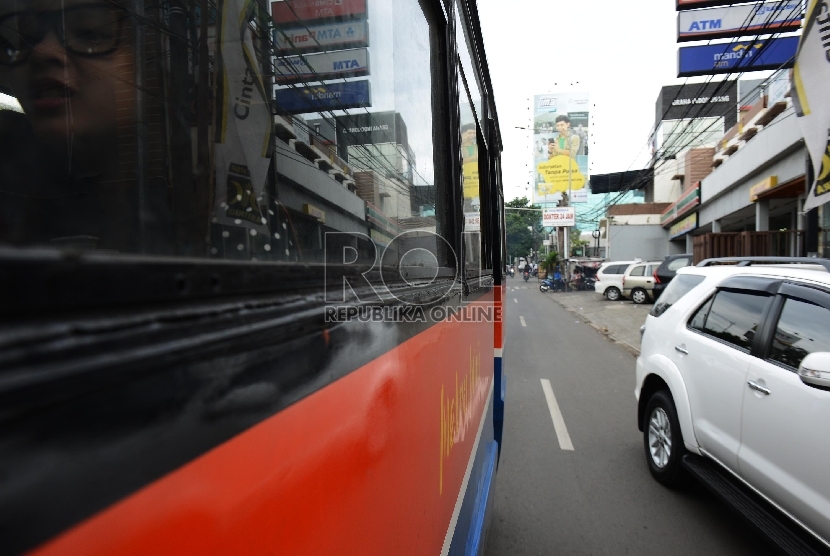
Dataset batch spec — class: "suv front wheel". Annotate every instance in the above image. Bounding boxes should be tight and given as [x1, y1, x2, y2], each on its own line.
[644, 390, 688, 488]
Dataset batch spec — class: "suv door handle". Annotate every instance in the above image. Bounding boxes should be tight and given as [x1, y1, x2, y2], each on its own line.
[675, 345, 688, 355]
[747, 380, 771, 395]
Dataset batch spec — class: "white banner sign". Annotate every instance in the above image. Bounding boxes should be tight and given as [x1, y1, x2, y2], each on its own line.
[571, 189, 589, 203]
[465, 213, 481, 232]
[678, 2, 802, 42]
[543, 207, 575, 227]
[214, 0, 272, 233]
[274, 48, 369, 84]
[274, 21, 368, 54]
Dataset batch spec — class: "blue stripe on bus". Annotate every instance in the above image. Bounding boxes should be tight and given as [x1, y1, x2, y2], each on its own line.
[448, 395, 495, 556]
[464, 441, 498, 556]
[494, 356, 505, 453]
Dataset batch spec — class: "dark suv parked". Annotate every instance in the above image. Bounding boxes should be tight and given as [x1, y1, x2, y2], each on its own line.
[652, 254, 693, 300]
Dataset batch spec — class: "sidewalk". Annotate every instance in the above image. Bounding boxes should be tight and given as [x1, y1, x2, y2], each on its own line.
[542, 289, 651, 356]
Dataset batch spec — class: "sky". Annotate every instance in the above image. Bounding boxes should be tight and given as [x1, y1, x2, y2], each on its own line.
[477, 0, 691, 203]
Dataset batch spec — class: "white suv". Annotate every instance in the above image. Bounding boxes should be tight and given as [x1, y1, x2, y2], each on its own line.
[636, 258, 830, 551]
[595, 260, 639, 301]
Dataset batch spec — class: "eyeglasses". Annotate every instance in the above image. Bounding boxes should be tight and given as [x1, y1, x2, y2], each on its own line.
[0, 4, 126, 65]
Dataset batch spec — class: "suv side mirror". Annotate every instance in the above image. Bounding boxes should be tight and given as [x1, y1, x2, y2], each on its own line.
[798, 353, 830, 388]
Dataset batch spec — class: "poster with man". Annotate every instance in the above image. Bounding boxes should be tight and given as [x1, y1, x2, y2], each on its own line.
[532, 93, 590, 206]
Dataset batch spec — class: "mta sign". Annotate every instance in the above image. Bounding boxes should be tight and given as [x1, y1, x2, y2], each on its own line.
[333, 59, 363, 70]
[274, 48, 370, 84]
[274, 21, 368, 54]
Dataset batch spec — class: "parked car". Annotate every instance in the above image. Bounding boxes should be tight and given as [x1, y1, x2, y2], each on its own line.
[621, 261, 662, 304]
[595, 260, 639, 301]
[637, 257, 830, 552]
[652, 253, 694, 300]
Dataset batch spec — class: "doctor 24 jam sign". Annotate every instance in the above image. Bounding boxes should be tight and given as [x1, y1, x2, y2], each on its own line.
[543, 207, 575, 227]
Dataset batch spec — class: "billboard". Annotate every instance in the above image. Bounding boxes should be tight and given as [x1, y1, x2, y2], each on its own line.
[655, 81, 737, 128]
[274, 20, 369, 54]
[275, 80, 371, 114]
[678, 37, 799, 77]
[335, 111, 409, 148]
[532, 92, 589, 206]
[271, 0, 367, 25]
[677, 2, 802, 42]
[274, 48, 369, 84]
[459, 102, 481, 225]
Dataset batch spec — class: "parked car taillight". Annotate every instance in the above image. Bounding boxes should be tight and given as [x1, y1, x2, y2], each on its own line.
[622, 276, 625, 286]
[654, 270, 661, 284]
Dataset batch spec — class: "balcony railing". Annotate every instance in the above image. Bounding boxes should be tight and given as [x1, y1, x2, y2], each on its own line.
[693, 231, 804, 263]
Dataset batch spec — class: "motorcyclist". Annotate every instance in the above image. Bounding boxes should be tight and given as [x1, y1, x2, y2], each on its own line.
[553, 268, 563, 291]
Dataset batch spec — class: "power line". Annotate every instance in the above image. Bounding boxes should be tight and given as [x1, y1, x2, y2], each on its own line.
[572, 2, 805, 223]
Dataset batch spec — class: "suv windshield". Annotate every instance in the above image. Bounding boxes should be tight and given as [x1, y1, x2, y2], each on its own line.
[650, 273, 705, 317]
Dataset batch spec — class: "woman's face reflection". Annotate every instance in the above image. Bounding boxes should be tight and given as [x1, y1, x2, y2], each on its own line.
[0, 0, 131, 150]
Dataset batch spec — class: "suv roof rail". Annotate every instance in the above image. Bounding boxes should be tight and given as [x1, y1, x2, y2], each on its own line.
[696, 256, 830, 273]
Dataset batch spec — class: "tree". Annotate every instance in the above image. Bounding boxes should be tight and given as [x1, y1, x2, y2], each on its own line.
[540, 251, 559, 278]
[505, 197, 543, 263]
[569, 227, 590, 257]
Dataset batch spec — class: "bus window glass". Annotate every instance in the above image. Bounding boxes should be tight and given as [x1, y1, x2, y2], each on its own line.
[0, 0, 448, 268]
[455, 4, 484, 270]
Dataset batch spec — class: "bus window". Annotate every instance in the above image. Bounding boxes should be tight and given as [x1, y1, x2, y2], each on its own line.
[0, 0, 452, 272]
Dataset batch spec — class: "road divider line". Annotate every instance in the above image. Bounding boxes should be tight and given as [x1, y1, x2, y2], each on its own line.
[513, 299, 517, 304]
[519, 316, 527, 327]
[541, 379, 574, 451]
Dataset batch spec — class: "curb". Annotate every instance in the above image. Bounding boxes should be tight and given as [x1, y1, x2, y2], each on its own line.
[545, 294, 641, 357]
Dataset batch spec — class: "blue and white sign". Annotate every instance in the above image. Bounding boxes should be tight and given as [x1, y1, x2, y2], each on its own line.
[678, 36, 799, 77]
[678, 2, 802, 42]
[274, 21, 368, 54]
[274, 48, 369, 84]
[275, 80, 371, 114]
[767, 70, 790, 105]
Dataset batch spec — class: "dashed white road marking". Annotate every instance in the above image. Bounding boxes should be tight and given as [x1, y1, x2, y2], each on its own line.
[520, 316, 527, 327]
[541, 379, 574, 451]
[514, 298, 517, 304]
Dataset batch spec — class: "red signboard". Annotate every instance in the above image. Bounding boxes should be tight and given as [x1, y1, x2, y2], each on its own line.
[272, 0, 367, 25]
[676, 0, 743, 10]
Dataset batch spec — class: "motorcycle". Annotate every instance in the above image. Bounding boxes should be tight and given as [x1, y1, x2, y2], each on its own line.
[539, 277, 556, 292]
[523, 271, 530, 282]
[583, 276, 596, 291]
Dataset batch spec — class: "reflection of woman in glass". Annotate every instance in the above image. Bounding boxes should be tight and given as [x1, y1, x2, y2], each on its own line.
[0, 0, 135, 248]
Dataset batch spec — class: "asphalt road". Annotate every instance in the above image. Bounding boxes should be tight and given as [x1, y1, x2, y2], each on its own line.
[484, 283, 771, 556]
